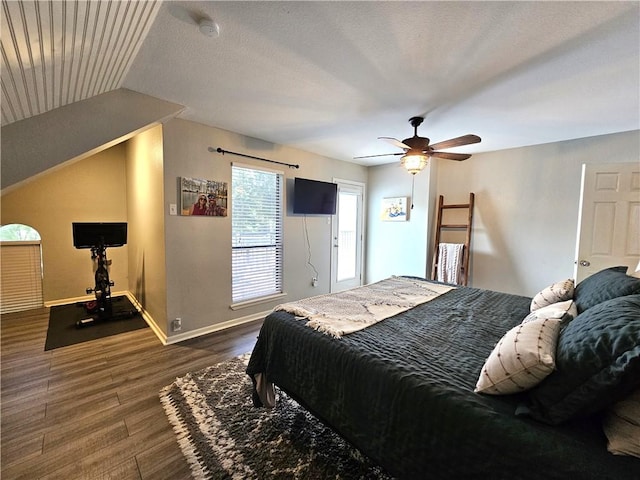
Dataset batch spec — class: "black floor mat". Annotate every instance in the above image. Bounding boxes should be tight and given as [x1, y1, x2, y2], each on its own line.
[44, 296, 147, 351]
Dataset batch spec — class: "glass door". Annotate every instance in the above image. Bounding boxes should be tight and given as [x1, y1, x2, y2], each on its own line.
[331, 180, 365, 292]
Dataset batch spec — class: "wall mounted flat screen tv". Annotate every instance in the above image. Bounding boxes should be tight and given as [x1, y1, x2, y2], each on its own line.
[293, 177, 338, 215]
[72, 222, 128, 249]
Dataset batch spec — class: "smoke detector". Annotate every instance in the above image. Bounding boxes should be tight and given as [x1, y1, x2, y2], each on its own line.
[199, 18, 219, 38]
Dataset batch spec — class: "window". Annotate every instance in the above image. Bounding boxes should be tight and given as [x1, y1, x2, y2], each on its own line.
[231, 164, 284, 304]
[0, 224, 43, 313]
[0, 223, 41, 241]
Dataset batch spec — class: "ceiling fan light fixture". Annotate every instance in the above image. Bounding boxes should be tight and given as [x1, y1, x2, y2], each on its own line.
[402, 152, 429, 175]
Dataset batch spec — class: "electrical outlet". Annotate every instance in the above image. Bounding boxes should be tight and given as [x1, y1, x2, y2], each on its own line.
[312, 277, 318, 287]
[172, 317, 182, 331]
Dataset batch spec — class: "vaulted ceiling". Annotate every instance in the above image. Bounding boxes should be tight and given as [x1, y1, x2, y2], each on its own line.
[2, 1, 639, 166]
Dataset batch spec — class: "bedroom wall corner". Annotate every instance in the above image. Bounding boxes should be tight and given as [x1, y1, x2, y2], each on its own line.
[436, 130, 640, 296]
[125, 125, 168, 336]
[0, 145, 129, 303]
[365, 163, 431, 283]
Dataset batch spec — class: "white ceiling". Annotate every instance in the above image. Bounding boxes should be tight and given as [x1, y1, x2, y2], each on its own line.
[2, 1, 639, 166]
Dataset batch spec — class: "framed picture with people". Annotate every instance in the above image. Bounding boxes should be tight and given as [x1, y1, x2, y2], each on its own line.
[180, 177, 228, 217]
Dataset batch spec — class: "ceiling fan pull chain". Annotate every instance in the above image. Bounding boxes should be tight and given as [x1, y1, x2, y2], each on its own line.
[410, 175, 415, 210]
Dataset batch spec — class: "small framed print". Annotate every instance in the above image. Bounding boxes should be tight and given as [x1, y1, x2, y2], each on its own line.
[380, 197, 408, 222]
[180, 177, 228, 217]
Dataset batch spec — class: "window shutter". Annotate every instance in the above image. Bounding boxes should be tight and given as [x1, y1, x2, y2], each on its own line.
[1, 242, 44, 314]
[231, 164, 284, 303]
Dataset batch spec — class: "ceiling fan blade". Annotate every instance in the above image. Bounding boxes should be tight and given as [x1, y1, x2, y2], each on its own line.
[353, 152, 404, 160]
[429, 134, 481, 151]
[431, 151, 472, 161]
[378, 137, 411, 150]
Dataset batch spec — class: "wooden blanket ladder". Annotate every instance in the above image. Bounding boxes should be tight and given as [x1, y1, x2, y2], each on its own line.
[431, 193, 475, 286]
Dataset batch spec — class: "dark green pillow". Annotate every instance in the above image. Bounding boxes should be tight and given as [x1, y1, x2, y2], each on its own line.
[520, 294, 640, 425]
[573, 266, 640, 313]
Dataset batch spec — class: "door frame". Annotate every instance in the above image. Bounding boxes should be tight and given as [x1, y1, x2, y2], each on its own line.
[330, 178, 366, 293]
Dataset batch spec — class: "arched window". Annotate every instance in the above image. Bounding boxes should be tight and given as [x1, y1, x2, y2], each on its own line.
[0, 224, 43, 313]
[0, 224, 41, 241]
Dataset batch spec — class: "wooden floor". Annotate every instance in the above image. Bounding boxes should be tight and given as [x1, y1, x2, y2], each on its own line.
[1, 306, 263, 479]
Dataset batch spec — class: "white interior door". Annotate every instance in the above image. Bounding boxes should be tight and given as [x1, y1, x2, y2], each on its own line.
[574, 162, 640, 282]
[331, 180, 364, 292]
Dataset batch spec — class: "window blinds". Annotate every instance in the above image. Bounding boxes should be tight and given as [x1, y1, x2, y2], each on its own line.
[1, 242, 44, 314]
[231, 164, 284, 303]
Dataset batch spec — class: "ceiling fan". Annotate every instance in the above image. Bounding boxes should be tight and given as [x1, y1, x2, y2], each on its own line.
[355, 116, 481, 174]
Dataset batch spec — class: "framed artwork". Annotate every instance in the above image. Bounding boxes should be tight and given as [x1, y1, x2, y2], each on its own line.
[180, 177, 228, 217]
[380, 197, 408, 222]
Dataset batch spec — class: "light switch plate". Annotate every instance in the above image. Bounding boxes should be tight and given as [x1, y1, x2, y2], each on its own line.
[169, 203, 177, 215]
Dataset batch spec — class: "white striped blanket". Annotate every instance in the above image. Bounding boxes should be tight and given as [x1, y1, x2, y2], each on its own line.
[437, 243, 465, 284]
[274, 276, 454, 338]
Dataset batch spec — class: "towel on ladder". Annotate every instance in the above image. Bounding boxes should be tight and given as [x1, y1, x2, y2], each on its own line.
[437, 243, 464, 284]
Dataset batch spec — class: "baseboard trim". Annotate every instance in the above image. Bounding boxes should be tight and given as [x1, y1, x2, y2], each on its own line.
[44, 292, 267, 346]
[121, 292, 166, 344]
[163, 310, 268, 345]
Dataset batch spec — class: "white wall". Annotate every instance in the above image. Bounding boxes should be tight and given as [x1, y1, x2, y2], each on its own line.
[365, 162, 432, 282]
[436, 130, 640, 296]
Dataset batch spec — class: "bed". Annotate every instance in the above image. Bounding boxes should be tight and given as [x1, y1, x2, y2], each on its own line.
[246, 268, 640, 479]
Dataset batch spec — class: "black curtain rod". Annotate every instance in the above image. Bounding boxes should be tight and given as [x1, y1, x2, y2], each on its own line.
[209, 147, 299, 169]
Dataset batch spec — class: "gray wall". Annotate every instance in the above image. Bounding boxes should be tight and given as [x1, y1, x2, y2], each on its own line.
[435, 130, 640, 296]
[2, 87, 636, 340]
[365, 130, 639, 298]
[161, 118, 368, 339]
[0, 108, 368, 340]
[1, 89, 183, 192]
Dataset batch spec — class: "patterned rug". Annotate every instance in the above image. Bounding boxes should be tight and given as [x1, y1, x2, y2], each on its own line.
[159, 354, 392, 479]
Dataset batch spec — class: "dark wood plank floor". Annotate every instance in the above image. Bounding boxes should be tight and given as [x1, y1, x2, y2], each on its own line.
[1, 306, 263, 479]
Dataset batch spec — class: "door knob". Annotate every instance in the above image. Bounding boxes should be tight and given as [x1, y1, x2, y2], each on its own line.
[579, 260, 590, 267]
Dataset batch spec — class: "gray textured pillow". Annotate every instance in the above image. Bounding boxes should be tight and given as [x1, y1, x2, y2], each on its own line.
[573, 266, 640, 313]
[521, 294, 640, 424]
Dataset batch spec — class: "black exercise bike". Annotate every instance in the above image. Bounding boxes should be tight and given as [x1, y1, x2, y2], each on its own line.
[77, 242, 114, 326]
[72, 222, 137, 328]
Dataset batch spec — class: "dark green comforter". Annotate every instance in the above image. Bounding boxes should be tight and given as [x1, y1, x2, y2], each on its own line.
[247, 284, 640, 479]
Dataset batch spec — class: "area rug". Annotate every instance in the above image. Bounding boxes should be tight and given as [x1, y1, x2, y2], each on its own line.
[160, 354, 393, 479]
[44, 295, 146, 351]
